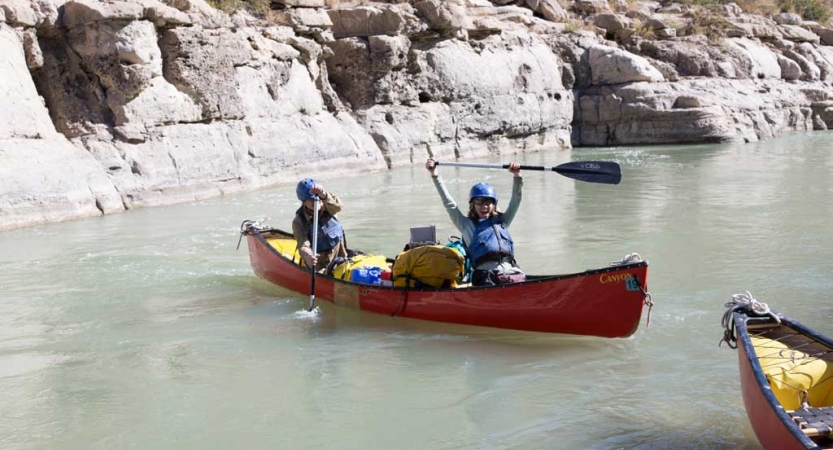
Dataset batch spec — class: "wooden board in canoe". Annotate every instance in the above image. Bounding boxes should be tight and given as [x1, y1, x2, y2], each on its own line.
[721, 294, 833, 450]
[241, 223, 652, 338]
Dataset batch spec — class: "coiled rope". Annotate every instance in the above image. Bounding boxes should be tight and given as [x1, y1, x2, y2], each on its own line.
[719, 291, 780, 349]
[610, 252, 643, 266]
[236, 217, 270, 250]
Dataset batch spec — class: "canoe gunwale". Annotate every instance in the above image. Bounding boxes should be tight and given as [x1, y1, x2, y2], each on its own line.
[247, 226, 649, 291]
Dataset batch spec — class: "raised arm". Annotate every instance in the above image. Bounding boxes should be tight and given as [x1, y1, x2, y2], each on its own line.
[501, 163, 523, 226]
[426, 158, 469, 234]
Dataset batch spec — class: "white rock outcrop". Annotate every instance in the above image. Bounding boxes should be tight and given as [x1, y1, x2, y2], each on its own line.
[0, 25, 122, 228]
[6, 0, 833, 230]
[589, 45, 665, 85]
[575, 79, 821, 145]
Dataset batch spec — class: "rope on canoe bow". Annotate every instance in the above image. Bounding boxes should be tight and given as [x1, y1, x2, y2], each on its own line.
[720, 291, 780, 349]
[630, 275, 653, 326]
[610, 252, 643, 265]
[237, 218, 271, 250]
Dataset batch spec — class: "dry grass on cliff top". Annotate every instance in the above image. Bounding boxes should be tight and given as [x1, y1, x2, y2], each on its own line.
[207, 0, 269, 15]
[682, 0, 833, 23]
[207, 0, 833, 28]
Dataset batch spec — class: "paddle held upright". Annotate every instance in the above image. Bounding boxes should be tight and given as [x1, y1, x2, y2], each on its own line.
[308, 196, 319, 311]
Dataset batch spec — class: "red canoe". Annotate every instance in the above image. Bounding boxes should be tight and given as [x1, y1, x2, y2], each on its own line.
[242, 224, 652, 338]
[721, 294, 833, 450]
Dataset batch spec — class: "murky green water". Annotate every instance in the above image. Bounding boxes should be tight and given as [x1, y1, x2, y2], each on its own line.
[2, 133, 833, 449]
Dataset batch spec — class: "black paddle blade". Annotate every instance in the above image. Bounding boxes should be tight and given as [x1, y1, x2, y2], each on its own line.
[553, 161, 622, 185]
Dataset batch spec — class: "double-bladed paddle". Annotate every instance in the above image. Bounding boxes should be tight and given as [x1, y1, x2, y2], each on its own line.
[435, 161, 622, 185]
[308, 196, 319, 311]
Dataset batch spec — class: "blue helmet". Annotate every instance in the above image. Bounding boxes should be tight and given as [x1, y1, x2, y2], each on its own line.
[296, 178, 317, 201]
[469, 182, 497, 205]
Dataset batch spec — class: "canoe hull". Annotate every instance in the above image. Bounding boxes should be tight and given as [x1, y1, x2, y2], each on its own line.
[733, 312, 829, 450]
[247, 228, 650, 337]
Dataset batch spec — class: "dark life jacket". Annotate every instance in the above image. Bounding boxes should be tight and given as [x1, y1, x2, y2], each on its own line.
[296, 207, 343, 253]
[467, 215, 515, 266]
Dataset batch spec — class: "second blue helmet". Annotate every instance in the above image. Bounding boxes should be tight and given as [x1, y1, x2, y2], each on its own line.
[469, 182, 497, 205]
[296, 178, 317, 201]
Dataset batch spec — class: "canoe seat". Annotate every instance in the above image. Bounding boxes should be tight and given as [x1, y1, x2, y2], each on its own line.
[788, 407, 833, 437]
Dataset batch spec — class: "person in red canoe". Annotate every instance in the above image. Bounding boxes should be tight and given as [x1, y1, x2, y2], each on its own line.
[425, 158, 527, 286]
[291, 178, 348, 273]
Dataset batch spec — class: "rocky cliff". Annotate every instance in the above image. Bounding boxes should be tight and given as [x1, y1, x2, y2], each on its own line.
[2, 0, 833, 230]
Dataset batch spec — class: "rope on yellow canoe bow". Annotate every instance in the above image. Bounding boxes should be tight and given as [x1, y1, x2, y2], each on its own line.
[720, 291, 780, 349]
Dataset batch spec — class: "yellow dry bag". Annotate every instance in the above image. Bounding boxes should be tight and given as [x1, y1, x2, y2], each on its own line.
[392, 245, 464, 288]
[266, 237, 301, 263]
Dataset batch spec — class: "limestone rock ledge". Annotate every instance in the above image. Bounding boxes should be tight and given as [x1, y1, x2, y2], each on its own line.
[4, 0, 833, 230]
[1, 0, 575, 230]
[576, 78, 826, 145]
[0, 24, 123, 229]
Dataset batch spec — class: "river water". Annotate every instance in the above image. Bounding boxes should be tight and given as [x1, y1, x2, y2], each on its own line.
[2, 133, 833, 450]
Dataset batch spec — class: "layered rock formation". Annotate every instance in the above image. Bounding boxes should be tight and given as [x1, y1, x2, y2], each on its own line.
[3, 0, 833, 229]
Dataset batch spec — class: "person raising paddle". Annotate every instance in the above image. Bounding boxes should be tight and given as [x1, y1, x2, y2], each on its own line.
[425, 158, 526, 286]
[292, 178, 347, 273]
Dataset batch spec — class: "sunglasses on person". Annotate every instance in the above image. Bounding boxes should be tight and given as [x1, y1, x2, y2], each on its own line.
[472, 198, 494, 206]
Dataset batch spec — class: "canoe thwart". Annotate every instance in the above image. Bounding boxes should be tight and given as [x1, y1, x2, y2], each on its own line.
[788, 407, 833, 437]
[745, 322, 780, 330]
